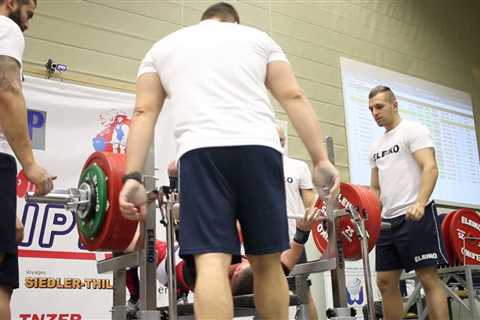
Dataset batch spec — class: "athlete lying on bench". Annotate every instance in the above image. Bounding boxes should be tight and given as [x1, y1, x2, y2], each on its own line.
[125, 206, 321, 319]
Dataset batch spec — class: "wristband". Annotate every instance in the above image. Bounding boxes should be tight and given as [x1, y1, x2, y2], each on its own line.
[122, 171, 143, 184]
[293, 228, 310, 245]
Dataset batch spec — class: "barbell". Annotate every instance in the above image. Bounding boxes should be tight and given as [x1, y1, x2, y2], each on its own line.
[27, 152, 138, 251]
[26, 151, 389, 261]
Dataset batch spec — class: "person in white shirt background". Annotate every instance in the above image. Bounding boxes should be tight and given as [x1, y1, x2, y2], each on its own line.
[277, 125, 319, 319]
[368, 85, 448, 320]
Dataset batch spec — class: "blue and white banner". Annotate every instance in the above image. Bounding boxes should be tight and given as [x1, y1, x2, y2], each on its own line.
[11, 76, 176, 319]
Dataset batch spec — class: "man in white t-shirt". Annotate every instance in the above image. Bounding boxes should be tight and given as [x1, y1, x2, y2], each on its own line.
[277, 126, 316, 237]
[277, 125, 319, 318]
[0, 0, 54, 318]
[368, 85, 448, 320]
[119, 3, 339, 319]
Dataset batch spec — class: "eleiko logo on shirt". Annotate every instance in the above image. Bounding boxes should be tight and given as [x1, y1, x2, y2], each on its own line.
[373, 144, 400, 161]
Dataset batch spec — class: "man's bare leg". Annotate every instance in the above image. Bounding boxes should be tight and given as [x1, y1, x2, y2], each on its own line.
[248, 253, 289, 320]
[377, 270, 403, 320]
[416, 266, 448, 320]
[194, 252, 233, 319]
[307, 291, 318, 320]
[0, 286, 12, 320]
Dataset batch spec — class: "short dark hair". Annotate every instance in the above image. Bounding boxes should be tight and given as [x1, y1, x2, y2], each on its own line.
[368, 85, 397, 101]
[201, 2, 240, 24]
[0, 0, 37, 6]
[231, 262, 291, 296]
[232, 267, 253, 295]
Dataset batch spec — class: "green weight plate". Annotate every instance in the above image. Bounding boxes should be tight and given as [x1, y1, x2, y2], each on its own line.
[77, 163, 108, 239]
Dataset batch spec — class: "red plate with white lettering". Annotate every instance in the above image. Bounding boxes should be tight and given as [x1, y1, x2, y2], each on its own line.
[440, 211, 456, 266]
[449, 208, 480, 265]
[311, 183, 381, 260]
[78, 152, 138, 251]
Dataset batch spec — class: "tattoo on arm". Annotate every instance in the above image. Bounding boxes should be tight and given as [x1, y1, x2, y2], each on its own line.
[0, 56, 22, 94]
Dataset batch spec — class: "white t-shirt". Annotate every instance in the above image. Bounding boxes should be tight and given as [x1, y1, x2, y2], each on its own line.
[137, 20, 288, 159]
[0, 15, 25, 156]
[369, 120, 435, 219]
[284, 155, 314, 239]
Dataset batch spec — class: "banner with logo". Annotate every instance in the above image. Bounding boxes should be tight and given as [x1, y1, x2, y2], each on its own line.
[11, 76, 176, 319]
[322, 259, 382, 318]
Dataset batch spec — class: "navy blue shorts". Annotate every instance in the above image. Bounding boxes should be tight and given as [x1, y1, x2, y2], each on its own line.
[0, 153, 19, 289]
[375, 201, 448, 273]
[178, 146, 289, 263]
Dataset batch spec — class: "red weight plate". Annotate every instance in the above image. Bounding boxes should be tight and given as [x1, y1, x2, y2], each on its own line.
[353, 185, 381, 248]
[311, 198, 329, 256]
[311, 183, 381, 260]
[339, 184, 380, 259]
[337, 184, 365, 260]
[449, 208, 480, 265]
[440, 211, 456, 266]
[78, 152, 138, 251]
[312, 183, 362, 260]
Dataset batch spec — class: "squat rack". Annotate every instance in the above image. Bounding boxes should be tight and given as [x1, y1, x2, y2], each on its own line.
[27, 137, 379, 320]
